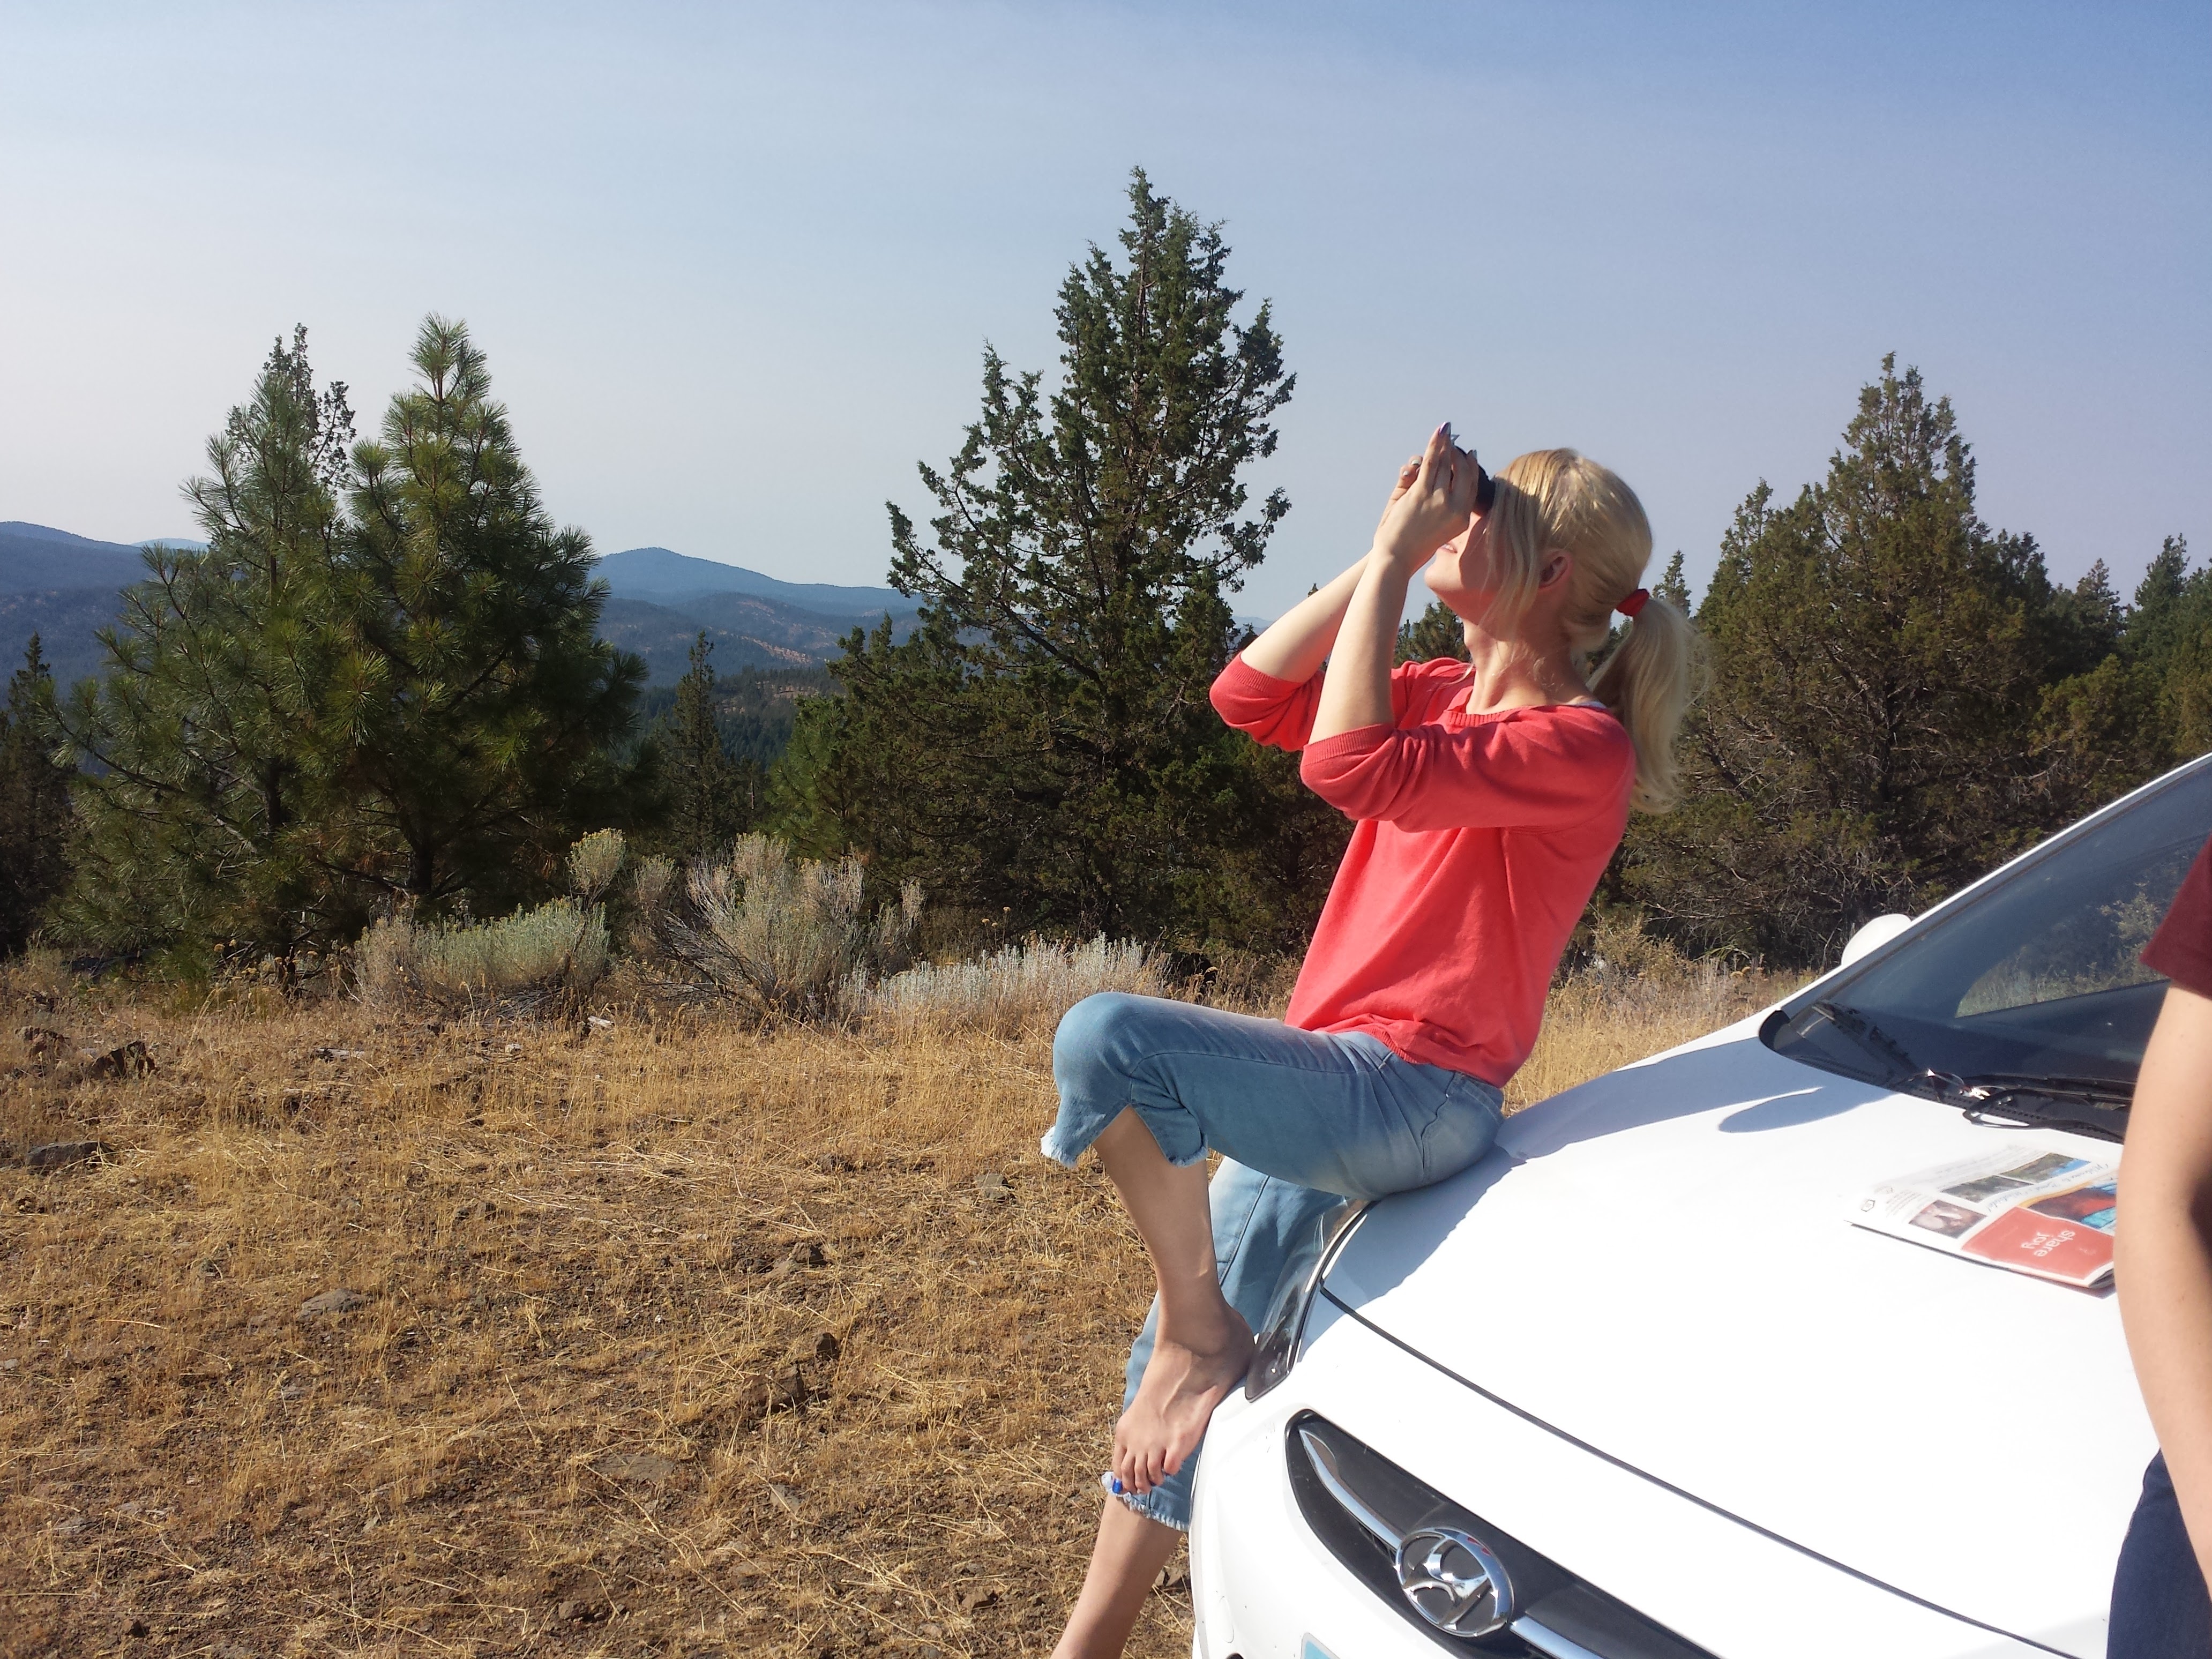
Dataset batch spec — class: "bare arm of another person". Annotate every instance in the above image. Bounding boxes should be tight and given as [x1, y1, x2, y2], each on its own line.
[2118, 983, 2212, 1588]
[1313, 425, 1477, 743]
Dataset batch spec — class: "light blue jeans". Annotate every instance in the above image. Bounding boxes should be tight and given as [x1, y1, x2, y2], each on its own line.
[1042, 992, 1506, 1529]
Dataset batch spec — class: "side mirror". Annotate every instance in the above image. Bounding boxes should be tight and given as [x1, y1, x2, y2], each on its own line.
[1840, 912, 1913, 968]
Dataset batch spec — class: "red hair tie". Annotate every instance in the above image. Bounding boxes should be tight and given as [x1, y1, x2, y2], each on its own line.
[1617, 588, 1650, 618]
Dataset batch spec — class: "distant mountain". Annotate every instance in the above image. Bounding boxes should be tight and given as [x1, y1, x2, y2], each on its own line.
[0, 524, 923, 693]
[0, 524, 165, 690]
[595, 546, 913, 618]
[599, 595, 838, 683]
[593, 546, 922, 682]
[0, 522, 158, 595]
[0, 588, 125, 691]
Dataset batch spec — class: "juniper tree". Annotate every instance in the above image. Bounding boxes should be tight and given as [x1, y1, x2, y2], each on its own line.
[775, 171, 1344, 950]
[1622, 357, 2113, 963]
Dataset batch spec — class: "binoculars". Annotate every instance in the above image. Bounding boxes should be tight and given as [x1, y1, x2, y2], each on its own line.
[1442, 424, 1499, 513]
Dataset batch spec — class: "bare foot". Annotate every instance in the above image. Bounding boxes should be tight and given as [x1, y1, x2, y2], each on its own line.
[1111, 1311, 1255, 1496]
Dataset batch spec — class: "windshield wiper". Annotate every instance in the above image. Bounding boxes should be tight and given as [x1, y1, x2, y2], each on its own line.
[1952, 1072, 2133, 1108]
[1777, 1005, 2134, 1142]
[1911, 1071, 2132, 1144]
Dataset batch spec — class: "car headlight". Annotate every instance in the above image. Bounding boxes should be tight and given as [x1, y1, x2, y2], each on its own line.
[1245, 1199, 1371, 1401]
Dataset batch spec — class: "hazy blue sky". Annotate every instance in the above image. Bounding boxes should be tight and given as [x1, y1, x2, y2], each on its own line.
[2, 0, 2205, 616]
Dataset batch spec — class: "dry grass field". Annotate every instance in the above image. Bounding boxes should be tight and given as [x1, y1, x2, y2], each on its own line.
[1, 952, 1782, 1659]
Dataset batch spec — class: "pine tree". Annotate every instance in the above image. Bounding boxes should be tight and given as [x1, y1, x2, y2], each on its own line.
[61, 319, 648, 959]
[2124, 536, 2212, 751]
[62, 328, 358, 954]
[775, 172, 1344, 950]
[660, 632, 756, 859]
[0, 637, 73, 956]
[331, 317, 647, 912]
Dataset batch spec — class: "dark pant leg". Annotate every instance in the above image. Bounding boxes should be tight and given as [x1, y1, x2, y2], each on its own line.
[2109, 1452, 2211, 1658]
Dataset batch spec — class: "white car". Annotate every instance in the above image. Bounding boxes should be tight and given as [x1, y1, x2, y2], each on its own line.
[1190, 755, 2212, 1659]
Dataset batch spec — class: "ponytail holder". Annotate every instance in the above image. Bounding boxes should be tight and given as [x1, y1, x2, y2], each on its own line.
[1617, 588, 1650, 618]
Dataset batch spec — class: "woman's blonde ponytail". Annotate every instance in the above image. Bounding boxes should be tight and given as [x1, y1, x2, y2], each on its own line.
[1587, 591, 1699, 813]
[1493, 450, 1703, 813]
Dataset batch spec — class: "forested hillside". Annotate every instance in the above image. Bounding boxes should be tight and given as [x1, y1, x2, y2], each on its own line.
[0, 523, 162, 690]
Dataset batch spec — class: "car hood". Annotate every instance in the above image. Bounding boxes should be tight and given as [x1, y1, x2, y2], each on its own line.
[1322, 1014, 2152, 1657]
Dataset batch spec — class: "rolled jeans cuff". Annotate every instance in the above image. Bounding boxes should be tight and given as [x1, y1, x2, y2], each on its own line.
[1038, 1105, 1207, 1171]
[1103, 1470, 1190, 1533]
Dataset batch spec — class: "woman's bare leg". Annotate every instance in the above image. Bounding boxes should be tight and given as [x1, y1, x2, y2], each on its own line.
[1051, 1500, 1183, 1659]
[1093, 1108, 1255, 1496]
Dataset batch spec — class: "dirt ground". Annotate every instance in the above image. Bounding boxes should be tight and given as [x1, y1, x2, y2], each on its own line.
[0, 960, 1777, 1658]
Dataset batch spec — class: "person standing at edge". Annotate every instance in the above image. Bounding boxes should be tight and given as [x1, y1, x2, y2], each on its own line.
[1038, 425, 1699, 1658]
[2113, 831, 2212, 1655]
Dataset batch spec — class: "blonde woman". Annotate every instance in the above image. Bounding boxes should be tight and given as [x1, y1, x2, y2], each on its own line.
[1041, 428, 1698, 1659]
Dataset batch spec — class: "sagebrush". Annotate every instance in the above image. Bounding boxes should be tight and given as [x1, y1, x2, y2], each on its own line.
[670, 835, 921, 1024]
[356, 896, 609, 1011]
[867, 937, 1163, 1038]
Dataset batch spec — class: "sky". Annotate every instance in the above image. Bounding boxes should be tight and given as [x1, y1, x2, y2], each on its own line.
[1, 0, 2206, 618]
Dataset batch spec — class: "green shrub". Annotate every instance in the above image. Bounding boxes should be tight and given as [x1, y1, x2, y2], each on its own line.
[631, 854, 677, 915]
[567, 829, 627, 902]
[358, 896, 608, 1012]
[670, 835, 920, 1024]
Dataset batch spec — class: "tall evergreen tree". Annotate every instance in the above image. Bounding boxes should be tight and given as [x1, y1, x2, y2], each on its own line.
[658, 632, 757, 859]
[62, 328, 358, 953]
[1395, 600, 1470, 664]
[330, 317, 646, 911]
[1624, 357, 2095, 963]
[0, 637, 73, 955]
[62, 318, 647, 958]
[2123, 535, 2212, 751]
[775, 171, 1344, 950]
[2026, 554, 2169, 811]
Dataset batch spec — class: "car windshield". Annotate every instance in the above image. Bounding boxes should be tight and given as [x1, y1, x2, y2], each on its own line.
[1764, 759, 2212, 1130]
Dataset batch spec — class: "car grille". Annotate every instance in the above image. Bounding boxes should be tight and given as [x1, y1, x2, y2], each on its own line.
[1287, 1414, 1716, 1659]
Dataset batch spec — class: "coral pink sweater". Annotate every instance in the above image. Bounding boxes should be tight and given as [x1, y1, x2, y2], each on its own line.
[1212, 654, 1634, 1086]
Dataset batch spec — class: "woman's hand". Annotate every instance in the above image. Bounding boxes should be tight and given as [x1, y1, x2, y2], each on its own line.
[1384, 452, 1422, 512]
[1372, 425, 1479, 574]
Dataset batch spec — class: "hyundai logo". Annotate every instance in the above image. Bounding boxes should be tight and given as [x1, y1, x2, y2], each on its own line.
[1393, 1526, 1513, 1637]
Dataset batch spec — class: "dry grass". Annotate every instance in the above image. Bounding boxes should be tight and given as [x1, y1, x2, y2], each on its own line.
[0, 953, 1786, 1659]
[1507, 960, 1782, 1109]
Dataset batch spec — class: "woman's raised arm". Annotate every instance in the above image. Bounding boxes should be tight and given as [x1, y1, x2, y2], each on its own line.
[1313, 426, 1477, 742]
[1237, 558, 1366, 685]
